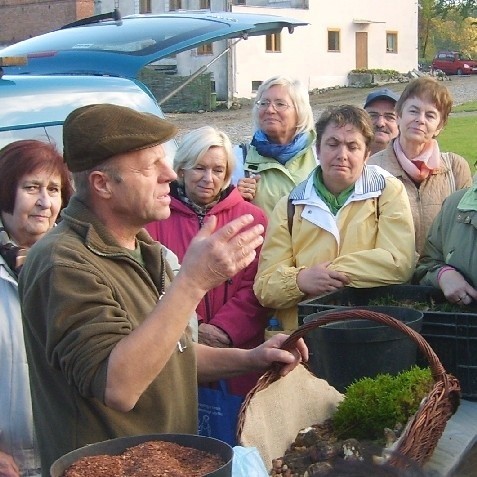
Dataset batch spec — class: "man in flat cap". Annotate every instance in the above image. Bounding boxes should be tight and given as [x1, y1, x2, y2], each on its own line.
[364, 88, 400, 156]
[18, 104, 307, 475]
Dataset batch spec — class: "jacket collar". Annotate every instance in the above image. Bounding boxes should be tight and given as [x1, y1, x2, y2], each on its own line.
[290, 164, 390, 202]
[60, 196, 156, 256]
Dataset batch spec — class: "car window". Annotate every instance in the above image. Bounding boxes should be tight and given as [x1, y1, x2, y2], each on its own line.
[0, 125, 60, 150]
[0, 123, 177, 163]
[0, 75, 177, 161]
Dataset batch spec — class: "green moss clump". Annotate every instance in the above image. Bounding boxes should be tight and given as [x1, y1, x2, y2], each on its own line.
[332, 366, 433, 441]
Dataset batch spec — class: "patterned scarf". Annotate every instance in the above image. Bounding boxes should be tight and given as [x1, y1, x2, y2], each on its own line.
[0, 218, 28, 278]
[251, 130, 311, 165]
[174, 183, 222, 227]
[393, 138, 441, 183]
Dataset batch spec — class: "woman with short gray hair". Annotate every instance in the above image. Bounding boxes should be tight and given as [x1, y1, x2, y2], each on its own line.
[146, 126, 269, 424]
[173, 125, 235, 191]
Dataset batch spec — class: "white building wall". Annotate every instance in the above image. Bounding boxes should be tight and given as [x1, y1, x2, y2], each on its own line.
[232, 0, 418, 97]
[95, 0, 418, 100]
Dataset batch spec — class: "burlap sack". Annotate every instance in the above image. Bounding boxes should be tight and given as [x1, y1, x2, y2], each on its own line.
[238, 364, 344, 469]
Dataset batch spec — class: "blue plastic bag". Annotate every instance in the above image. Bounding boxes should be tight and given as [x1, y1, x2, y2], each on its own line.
[197, 380, 243, 447]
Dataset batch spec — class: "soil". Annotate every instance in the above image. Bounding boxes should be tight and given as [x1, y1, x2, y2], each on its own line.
[61, 440, 225, 477]
[366, 297, 476, 313]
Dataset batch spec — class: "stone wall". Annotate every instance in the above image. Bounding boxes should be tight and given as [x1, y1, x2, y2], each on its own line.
[139, 69, 215, 113]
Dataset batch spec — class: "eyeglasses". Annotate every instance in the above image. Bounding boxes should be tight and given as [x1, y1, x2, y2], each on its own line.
[255, 99, 292, 112]
[368, 112, 397, 122]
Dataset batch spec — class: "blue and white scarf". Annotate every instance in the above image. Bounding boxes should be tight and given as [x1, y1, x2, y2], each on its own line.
[251, 130, 311, 165]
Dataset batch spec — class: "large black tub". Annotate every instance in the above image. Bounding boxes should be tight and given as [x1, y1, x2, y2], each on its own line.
[50, 433, 233, 477]
[303, 306, 423, 393]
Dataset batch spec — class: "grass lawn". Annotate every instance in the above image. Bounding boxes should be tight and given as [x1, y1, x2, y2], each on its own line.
[453, 101, 477, 113]
[438, 112, 477, 172]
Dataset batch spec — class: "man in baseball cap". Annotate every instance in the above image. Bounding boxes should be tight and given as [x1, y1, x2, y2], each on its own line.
[364, 88, 400, 155]
[19, 103, 307, 474]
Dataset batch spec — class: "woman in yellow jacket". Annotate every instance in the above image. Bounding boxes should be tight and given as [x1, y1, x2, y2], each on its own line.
[254, 105, 416, 332]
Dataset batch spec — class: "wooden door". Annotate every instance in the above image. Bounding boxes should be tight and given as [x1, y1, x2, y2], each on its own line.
[356, 32, 368, 69]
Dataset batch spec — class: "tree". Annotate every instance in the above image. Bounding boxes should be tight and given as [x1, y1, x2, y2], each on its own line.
[434, 0, 476, 17]
[419, 0, 438, 59]
[419, 0, 477, 59]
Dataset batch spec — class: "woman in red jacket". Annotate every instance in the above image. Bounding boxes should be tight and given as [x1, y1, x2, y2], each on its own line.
[146, 126, 269, 400]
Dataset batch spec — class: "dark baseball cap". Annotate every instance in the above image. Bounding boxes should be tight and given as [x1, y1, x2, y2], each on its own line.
[63, 104, 178, 172]
[364, 89, 400, 109]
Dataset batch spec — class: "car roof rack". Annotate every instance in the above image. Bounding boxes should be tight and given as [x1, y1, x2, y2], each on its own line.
[60, 8, 122, 29]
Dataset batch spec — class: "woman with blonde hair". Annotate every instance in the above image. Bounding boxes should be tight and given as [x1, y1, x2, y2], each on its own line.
[368, 76, 472, 255]
[236, 75, 317, 216]
[146, 126, 269, 421]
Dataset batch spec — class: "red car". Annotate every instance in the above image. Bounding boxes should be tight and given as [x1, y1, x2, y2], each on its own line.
[431, 50, 477, 75]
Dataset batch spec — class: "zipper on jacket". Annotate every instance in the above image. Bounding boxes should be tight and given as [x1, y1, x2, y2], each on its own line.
[204, 292, 211, 322]
[223, 279, 231, 303]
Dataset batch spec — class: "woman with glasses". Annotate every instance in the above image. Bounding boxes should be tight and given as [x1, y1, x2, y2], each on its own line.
[368, 77, 472, 256]
[236, 75, 316, 217]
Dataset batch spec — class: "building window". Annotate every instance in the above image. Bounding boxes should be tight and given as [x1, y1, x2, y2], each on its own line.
[252, 80, 262, 92]
[169, 0, 182, 10]
[200, 0, 211, 8]
[328, 29, 340, 52]
[266, 33, 281, 52]
[197, 43, 213, 55]
[386, 32, 398, 53]
[140, 0, 151, 13]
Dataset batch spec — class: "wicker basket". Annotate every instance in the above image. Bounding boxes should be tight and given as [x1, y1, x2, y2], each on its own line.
[237, 308, 461, 470]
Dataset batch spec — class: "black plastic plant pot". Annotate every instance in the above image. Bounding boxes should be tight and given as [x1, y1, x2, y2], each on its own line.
[298, 285, 477, 399]
[303, 306, 423, 393]
[50, 433, 233, 477]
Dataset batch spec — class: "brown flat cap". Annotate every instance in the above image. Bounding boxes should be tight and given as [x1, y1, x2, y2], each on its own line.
[63, 103, 178, 172]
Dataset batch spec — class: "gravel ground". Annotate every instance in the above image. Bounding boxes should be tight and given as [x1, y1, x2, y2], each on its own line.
[166, 75, 477, 145]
